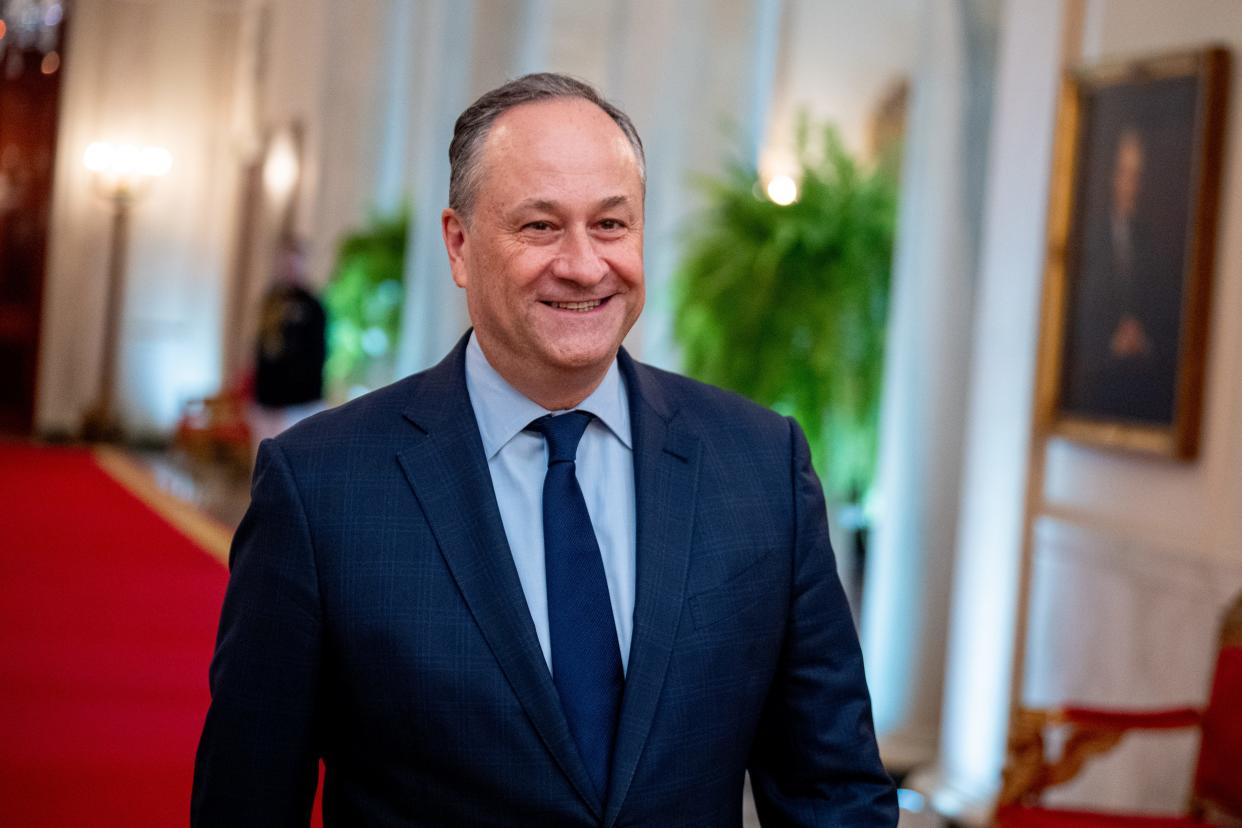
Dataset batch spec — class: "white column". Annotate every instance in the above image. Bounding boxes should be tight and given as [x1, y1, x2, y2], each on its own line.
[371, 0, 417, 217]
[742, 0, 784, 165]
[513, 0, 550, 77]
[394, 0, 476, 375]
[394, 0, 563, 375]
[918, 0, 1065, 822]
[860, 0, 1000, 772]
[616, 0, 785, 369]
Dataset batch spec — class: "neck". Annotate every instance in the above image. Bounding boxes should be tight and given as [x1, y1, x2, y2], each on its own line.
[475, 334, 613, 411]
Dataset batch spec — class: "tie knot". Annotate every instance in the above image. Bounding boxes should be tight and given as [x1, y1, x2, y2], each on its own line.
[529, 411, 593, 465]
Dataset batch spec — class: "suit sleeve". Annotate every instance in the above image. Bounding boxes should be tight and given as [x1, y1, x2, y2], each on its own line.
[191, 439, 322, 827]
[747, 418, 898, 827]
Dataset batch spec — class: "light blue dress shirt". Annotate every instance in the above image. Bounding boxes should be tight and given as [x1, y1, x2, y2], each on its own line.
[464, 333, 636, 675]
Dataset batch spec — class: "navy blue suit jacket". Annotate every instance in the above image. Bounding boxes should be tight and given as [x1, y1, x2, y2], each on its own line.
[192, 335, 896, 826]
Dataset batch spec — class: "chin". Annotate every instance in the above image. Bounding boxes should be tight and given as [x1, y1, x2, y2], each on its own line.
[547, 349, 614, 373]
[540, 340, 618, 373]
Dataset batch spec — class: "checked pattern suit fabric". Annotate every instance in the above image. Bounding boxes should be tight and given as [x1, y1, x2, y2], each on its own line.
[192, 332, 897, 827]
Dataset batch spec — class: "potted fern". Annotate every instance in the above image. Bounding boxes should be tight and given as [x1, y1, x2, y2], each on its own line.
[674, 120, 898, 598]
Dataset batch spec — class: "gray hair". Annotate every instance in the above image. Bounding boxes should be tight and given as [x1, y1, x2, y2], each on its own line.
[448, 72, 646, 218]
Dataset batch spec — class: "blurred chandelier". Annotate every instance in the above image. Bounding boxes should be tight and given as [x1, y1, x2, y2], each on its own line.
[0, 0, 64, 59]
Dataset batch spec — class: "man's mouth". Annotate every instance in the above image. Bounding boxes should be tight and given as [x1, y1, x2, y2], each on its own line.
[541, 297, 609, 312]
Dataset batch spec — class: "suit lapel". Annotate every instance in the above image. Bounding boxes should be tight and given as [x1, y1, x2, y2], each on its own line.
[604, 353, 701, 828]
[395, 336, 602, 817]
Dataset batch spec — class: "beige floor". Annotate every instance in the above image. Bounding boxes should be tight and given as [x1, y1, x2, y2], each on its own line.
[129, 447, 252, 530]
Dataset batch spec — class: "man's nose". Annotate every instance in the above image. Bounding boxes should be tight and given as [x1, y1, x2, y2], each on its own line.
[549, 227, 608, 285]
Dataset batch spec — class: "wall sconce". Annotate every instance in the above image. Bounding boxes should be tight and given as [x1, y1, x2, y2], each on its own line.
[262, 129, 299, 202]
[83, 141, 171, 202]
[262, 123, 304, 241]
[80, 141, 171, 441]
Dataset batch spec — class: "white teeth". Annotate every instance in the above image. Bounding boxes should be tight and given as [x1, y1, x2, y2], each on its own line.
[548, 300, 601, 311]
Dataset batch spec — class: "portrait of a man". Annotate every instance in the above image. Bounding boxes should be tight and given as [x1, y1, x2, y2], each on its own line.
[1052, 50, 1226, 449]
[1059, 79, 1196, 426]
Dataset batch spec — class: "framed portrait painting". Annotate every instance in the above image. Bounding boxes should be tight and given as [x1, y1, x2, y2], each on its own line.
[1037, 46, 1230, 459]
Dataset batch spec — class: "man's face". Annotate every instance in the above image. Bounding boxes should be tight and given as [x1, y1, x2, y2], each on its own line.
[442, 97, 645, 386]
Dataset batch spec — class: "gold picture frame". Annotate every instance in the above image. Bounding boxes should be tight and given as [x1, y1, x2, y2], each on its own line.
[1036, 46, 1230, 459]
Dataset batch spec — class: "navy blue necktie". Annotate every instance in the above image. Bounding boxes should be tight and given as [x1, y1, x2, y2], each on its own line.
[530, 411, 623, 800]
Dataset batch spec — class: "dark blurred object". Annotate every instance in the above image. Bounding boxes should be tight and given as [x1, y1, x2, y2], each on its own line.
[0, 1, 66, 434]
[996, 591, 1242, 826]
[254, 236, 325, 408]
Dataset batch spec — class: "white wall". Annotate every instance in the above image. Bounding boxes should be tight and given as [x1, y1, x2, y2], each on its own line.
[763, 0, 919, 175]
[37, 0, 246, 437]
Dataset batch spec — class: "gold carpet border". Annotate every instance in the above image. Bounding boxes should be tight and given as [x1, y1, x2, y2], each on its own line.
[92, 446, 232, 566]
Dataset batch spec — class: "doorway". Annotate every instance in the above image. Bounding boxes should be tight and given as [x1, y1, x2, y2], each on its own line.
[0, 6, 66, 434]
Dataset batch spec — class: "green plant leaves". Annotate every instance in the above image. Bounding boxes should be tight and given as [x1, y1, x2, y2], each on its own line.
[674, 120, 899, 505]
[322, 207, 410, 397]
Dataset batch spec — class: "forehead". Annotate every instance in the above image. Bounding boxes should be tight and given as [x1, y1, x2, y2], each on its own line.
[475, 97, 642, 202]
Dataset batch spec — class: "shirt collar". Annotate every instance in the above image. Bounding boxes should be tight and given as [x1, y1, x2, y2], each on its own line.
[464, 331, 632, 459]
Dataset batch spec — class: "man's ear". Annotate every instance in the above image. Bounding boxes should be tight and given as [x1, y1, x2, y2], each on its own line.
[442, 208, 469, 288]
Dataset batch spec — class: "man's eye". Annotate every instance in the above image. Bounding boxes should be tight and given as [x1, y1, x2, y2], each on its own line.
[523, 221, 554, 232]
[597, 219, 625, 231]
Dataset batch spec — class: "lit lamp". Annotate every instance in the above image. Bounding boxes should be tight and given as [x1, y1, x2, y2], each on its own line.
[79, 141, 171, 441]
[765, 174, 799, 206]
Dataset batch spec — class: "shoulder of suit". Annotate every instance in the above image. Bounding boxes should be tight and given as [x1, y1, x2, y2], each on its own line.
[628, 359, 791, 438]
[272, 371, 424, 454]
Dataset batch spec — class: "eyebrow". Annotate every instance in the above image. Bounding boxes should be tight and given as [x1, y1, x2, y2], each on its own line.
[510, 195, 633, 214]
[596, 195, 631, 211]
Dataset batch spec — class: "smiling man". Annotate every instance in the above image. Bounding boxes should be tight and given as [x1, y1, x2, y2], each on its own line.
[192, 73, 896, 827]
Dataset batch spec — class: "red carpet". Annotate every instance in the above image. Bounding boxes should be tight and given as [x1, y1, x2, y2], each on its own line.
[0, 443, 231, 826]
